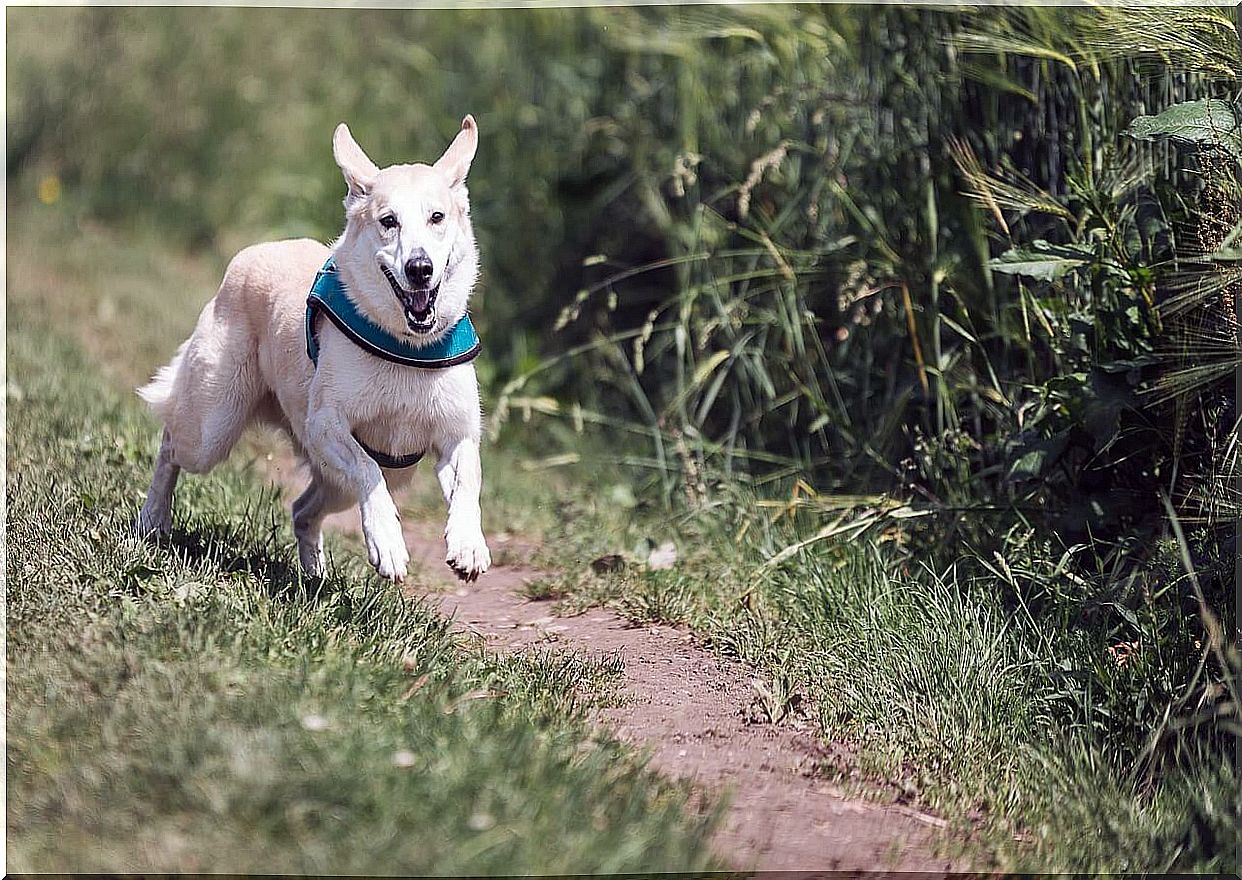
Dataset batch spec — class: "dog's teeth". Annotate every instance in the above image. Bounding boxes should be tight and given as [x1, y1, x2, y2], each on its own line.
[405, 307, 435, 332]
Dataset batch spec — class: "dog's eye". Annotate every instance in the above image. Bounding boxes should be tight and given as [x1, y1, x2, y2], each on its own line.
[429, 211, 445, 225]
[379, 214, 399, 230]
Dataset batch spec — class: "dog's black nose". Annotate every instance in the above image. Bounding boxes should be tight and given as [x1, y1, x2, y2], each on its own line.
[404, 251, 434, 287]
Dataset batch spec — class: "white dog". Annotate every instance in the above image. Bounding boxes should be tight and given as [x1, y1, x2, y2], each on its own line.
[136, 116, 491, 583]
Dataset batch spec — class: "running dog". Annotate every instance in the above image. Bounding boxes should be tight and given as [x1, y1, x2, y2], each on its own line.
[136, 116, 491, 583]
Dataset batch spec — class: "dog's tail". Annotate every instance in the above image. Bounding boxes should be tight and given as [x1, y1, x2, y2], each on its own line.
[137, 339, 190, 421]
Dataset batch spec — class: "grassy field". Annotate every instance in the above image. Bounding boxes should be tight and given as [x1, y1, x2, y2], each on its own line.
[9, 188, 1238, 873]
[5, 202, 722, 873]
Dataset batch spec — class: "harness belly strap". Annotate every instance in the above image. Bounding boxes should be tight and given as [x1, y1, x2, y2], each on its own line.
[304, 257, 482, 470]
[353, 435, 424, 470]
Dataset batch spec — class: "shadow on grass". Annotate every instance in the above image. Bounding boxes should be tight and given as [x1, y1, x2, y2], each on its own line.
[162, 515, 346, 605]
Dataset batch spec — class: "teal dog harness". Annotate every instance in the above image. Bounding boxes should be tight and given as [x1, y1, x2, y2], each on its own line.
[305, 257, 482, 469]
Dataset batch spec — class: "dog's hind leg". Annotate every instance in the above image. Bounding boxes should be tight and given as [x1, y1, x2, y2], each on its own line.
[164, 345, 263, 475]
[141, 257, 270, 473]
[136, 299, 263, 541]
[291, 469, 351, 577]
[135, 427, 181, 536]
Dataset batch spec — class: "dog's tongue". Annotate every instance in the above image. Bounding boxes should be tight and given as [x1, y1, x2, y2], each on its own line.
[409, 288, 432, 313]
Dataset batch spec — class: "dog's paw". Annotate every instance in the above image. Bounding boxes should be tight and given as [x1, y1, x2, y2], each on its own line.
[445, 530, 491, 583]
[361, 501, 408, 584]
[367, 525, 409, 583]
[133, 506, 171, 539]
[297, 536, 327, 579]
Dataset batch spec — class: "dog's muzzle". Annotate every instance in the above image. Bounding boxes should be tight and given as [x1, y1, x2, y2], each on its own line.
[381, 265, 439, 334]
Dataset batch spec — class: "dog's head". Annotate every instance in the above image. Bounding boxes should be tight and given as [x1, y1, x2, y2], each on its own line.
[330, 117, 480, 341]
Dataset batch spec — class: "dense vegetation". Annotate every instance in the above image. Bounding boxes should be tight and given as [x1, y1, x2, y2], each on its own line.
[8, 4, 1238, 871]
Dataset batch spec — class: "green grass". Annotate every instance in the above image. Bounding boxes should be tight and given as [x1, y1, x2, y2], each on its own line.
[500, 478, 1239, 872]
[8, 196, 1236, 874]
[5, 207, 721, 872]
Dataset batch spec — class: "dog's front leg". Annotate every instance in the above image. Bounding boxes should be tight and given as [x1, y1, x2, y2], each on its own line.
[435, 436, 491, 581]
[305, 408, 409, 583]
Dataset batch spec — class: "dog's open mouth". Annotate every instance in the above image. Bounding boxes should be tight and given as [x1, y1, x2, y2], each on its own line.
[381, 265, 439, 334]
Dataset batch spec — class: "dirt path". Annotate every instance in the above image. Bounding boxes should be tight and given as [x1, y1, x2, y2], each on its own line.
[267, 458, 965, 874]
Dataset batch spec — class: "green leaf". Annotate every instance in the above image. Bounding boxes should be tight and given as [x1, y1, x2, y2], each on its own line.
[1126, 99, 1242, 159]
[990, 240, 1092, 281]
[1007, 430, 1070, 481]
[1008, 448, 1049, 481]
[940, 314, 978, 343]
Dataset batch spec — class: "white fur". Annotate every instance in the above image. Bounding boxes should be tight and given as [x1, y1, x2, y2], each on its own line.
[135, 117, 491, 583]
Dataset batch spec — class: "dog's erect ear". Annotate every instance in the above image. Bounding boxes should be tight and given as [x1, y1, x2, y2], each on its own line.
[333, 123, 380, 208]
[433, 115, 478, 190]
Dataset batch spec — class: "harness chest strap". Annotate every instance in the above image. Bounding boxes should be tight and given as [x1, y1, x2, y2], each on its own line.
[304, 257, 482, 469]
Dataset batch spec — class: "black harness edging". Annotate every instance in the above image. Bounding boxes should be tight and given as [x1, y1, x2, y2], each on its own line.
[352, 435, 425, 470]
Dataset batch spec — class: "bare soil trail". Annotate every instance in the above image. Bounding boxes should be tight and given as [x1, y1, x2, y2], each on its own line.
[266, 457, 968, 874]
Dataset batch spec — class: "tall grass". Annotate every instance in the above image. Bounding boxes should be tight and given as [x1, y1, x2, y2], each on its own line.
[491, 6, 1237, 542]
[482, 6, 1239, 868]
